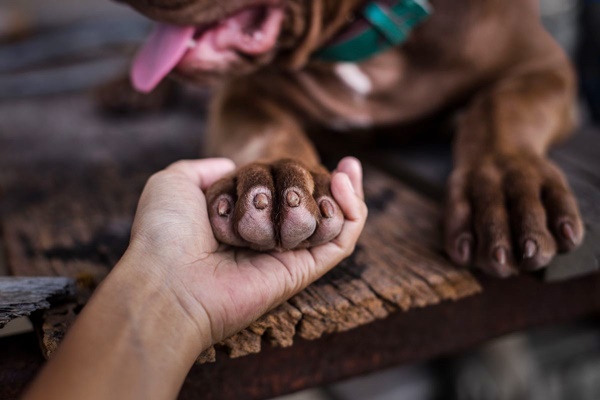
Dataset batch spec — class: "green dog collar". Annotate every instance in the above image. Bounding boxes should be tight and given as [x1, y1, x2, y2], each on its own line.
[316, 0, 432, 63]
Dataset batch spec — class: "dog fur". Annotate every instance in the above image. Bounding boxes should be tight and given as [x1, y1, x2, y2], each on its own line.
[115, 0, 584, 277]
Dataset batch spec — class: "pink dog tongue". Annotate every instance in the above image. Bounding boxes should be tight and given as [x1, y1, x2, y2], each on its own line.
[131, 23, 195, 93]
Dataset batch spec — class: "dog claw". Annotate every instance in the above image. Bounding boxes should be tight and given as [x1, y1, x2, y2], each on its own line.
[286, 190, 301, 207]
[523, 239, 537, 259]
[560, 222, 577, 246]
[217, 198, 232, 216]
[254, 193, 269, 210]
[493, 246, 507, 265]
[458, 236, 472, 264]
[319, 200, 334, 218]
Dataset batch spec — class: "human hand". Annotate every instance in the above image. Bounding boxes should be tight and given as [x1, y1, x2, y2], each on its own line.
[123, 157, 367, 350]
[24, 157, 366, 400]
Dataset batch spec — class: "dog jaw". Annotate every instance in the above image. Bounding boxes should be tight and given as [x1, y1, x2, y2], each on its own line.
[174, 6, 285, 80]
[131, 3, 286, 91]
[124, 0, 366, 89]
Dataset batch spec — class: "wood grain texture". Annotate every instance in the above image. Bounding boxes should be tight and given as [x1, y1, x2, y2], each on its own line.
[4, 272, 600, 400]
[178, 273, 600, 400]
[0, 93, 599, 400]
[0, 93, 480, 362]
[0, 277, 75, 328]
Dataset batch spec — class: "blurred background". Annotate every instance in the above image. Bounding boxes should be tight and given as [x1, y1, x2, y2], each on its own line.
[0, 0, 598, 121]
[0, 0, 599, 399]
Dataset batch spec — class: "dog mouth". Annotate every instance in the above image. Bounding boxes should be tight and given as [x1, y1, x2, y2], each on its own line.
[131, 4, 284, 93]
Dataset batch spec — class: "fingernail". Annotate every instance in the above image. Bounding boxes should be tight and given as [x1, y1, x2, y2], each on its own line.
[286, 190, 300, 207]
[320, 200, 334, 218]
[560, 222, 577, 246]
[342, 173, 355, 194]
[523, 239, 537, 259]
[217, 198, 231, 216]
[457, 237, 472, 264]
[493, 246, 507, 265]
[254, 193, 269, 210]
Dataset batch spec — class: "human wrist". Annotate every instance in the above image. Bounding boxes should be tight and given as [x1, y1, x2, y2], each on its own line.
[72, 253, 211, 398]
[24, 251, 212, 400]
[98, 248, 213, 362]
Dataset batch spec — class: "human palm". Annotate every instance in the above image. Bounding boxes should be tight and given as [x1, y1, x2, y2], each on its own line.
[127, 158, 367, 344]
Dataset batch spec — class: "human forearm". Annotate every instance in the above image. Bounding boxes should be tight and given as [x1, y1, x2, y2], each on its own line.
[24, 251, 209, 400]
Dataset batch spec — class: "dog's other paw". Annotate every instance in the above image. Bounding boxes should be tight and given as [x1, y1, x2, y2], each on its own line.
[206, 159, 344, 251]
[444, 153, 584, 277]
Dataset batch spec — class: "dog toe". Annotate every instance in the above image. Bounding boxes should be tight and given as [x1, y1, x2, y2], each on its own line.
[207, 182, 245, 248]
[467, 164, 518, 276]
[278, 187, 318, 249]
[444, 170, 475, 267]
[236, 186, 276, 250]
[207, 159, 343, 251]
[542, 166, 585, 252]
[310, 196, 344, 246]
[446, 155, 584, 277]
[505, 166, 557, 270]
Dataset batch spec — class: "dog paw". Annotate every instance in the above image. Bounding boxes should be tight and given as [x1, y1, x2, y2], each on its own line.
[444, 153, 584, 277]
[206, 159, 344, 251]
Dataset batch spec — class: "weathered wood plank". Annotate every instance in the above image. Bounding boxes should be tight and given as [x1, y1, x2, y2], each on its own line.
[3, 272, 600, 400]
[0, 93, 480, 363]
[0, 277, 75, 328]
[178, 273, 600, 400]
[0, 92, 599, 399]
[247, 302, 302, 347]
[36, 302, 80, 359]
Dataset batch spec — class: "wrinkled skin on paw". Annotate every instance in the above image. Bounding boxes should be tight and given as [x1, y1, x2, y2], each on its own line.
[206, 159, 344, 251]
[444, 153, 584, 277]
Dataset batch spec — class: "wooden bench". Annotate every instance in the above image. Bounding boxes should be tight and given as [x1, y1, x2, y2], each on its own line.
[0, 91, 599, 399]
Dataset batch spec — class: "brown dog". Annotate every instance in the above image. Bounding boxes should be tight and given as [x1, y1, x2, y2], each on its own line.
[115, 0, 584, 277]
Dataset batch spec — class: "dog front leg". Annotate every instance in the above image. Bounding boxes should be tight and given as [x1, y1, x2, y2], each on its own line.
[445, 62, 584, 277]
[204, 81, 345, 251]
